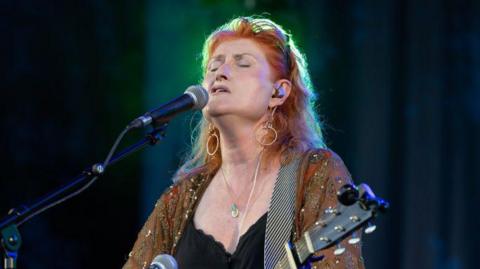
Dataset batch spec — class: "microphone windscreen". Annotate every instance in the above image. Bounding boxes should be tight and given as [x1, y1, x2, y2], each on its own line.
[149, 254, 178, 269]
[185, 85, 209, 109]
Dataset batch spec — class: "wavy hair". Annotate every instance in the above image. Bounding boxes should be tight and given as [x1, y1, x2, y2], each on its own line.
[174, 16, 325, 181]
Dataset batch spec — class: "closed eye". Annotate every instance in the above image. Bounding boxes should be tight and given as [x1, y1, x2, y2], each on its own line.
[208, 62, 221, 72]
[207, 57, 224, 72]
[234, 55, 252, 68]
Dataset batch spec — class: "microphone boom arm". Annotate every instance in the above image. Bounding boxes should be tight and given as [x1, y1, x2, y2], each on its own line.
[0, 123, 168, 269]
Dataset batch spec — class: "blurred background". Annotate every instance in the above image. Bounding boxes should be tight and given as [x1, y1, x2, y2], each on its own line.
[1, 0, 479, 268]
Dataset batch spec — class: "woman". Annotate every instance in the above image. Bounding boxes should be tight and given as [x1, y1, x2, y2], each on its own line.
[123, 16, 364, 269]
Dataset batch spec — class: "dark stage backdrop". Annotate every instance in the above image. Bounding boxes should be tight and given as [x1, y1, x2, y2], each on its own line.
[1, 1, 479, 268]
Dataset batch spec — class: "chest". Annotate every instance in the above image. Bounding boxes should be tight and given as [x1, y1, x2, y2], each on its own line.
[193, 170, 277, 253]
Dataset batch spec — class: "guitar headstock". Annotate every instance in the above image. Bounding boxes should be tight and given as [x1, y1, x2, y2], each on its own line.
[277, 183, 388, 269]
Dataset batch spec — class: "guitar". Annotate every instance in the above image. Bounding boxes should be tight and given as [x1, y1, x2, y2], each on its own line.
[275, 183, 389, 269]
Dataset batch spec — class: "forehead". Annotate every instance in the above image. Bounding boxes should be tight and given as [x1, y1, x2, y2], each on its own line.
[211, 38, 267, 59]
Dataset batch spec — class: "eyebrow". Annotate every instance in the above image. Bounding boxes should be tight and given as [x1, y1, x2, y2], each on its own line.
[209, 53, 257, 63]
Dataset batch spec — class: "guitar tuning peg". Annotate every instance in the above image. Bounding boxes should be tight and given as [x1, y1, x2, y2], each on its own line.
[333, 243, 346, 255]
[364, 222, 377, 234]
[347, 231, 361, 245]
[324, 206, 333, 214]
[348, 237, 361, 245]
[324, 206, 340, 215]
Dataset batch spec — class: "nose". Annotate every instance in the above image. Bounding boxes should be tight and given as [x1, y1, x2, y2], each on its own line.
[215, 62, 231, 82]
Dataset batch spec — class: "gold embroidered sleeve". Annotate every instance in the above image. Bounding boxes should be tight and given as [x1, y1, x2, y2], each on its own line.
[122, 186, 178, 269]
[306, 151, 365, 269]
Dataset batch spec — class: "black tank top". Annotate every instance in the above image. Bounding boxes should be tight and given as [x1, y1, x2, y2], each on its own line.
[175, 213, 267, 268]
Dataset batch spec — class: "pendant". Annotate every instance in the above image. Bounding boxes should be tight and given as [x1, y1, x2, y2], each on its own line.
[231, 203, 239, 218]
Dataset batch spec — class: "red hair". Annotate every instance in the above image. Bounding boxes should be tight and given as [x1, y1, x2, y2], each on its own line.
[175, 16, 325, 181]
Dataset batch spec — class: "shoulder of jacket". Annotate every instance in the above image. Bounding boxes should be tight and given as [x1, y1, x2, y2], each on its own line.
[306, 147, 338, 164]
[157, 173, 208, 205]
[301, 148, 346, 183]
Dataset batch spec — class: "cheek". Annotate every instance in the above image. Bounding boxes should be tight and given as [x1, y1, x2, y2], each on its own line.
[202, 73, 214, 86]
[239, 84, 272, 112]
[201, 80, 208, 91]
[239, 65, 272, 87]
[235, 70, 272, 102]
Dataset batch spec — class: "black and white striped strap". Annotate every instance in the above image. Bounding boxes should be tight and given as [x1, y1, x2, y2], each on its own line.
[264, 157, 300, 269]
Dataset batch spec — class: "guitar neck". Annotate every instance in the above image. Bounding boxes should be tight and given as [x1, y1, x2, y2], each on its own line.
[273, 231, 321, 269]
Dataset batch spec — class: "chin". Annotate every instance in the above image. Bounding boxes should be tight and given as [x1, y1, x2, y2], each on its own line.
[204, 104, 233, 118]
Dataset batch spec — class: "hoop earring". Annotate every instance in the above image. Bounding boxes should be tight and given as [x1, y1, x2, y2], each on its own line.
[207, 124, 219, 156]
[255, 107, 278, 147]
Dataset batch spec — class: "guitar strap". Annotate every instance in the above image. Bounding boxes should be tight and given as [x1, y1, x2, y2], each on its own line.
[264, 156, 301, 269]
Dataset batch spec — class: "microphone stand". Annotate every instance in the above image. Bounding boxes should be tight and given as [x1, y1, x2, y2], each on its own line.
[0, 123, 168, 269]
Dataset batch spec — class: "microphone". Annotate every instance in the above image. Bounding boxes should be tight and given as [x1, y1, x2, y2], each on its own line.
[129, 85, 208, 129]
[149, 254, 178, 269]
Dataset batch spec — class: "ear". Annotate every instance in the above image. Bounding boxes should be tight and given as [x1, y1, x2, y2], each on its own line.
[269, 79, 292, 108]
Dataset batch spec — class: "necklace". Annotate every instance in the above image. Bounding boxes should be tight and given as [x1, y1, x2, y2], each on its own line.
[220, 150, 263, 219]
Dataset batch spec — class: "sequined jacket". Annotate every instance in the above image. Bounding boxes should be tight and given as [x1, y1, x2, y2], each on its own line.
[122, 148, 365, 269]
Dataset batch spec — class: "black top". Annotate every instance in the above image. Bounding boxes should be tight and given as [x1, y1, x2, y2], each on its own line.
[175, 213, 267, 269]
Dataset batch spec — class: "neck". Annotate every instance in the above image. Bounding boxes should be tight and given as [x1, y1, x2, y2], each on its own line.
[220, 120, 262, 165]
[212, 115, 274, 177]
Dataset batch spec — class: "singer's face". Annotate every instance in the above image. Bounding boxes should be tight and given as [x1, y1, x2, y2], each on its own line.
[202, 38, 275, 123]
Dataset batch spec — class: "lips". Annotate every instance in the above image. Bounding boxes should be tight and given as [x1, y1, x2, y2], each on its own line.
[210, 85, 230, 94]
